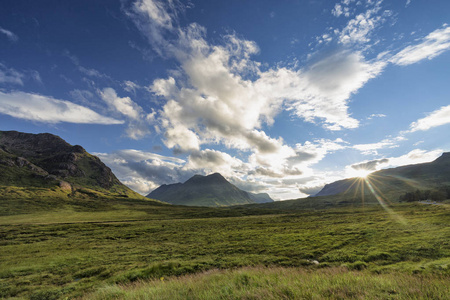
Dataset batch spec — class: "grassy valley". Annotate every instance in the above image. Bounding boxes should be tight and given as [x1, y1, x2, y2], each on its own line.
[1, 201, 449, 299]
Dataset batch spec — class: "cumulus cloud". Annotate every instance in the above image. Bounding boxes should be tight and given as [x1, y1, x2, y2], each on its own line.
[186, 149, 248, 176]
[95, 149, 190, 193]
[126, 0, 390, 158]
[408, 105, 450, 132]
[100, 87, 143, 120]
[150, 29, 383, 153]
[0, 91, 123, 124]
[0, 27, 18, 42]
[390, 25, 450, 66]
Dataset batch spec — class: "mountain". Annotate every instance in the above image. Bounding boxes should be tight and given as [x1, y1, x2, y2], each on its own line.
[248, 192, 274, 203]
[0, 130, 148, 206]
[314, 152, 450, 199]
[147, 173, 273, 207]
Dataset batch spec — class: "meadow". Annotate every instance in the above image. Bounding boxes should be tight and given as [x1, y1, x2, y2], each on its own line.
[0, 200, 449, 299]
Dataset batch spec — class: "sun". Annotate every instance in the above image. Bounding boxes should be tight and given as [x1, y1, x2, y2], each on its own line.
[351, 168, 372, 179]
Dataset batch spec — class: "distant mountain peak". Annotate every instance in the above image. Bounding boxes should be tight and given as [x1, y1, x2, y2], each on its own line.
[184, 172, 228, 185]
[147, 172, 273, 207]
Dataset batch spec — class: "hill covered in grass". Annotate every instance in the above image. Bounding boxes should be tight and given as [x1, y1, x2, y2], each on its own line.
[0, 130, 160, 215]
[315, 152, 450, 199]
[147, 173, 273, 207]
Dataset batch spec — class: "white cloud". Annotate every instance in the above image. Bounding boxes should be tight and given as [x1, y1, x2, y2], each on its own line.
[126, 0, 183, 56]
[186, 149, 248, 177]
[78, 66, 110, 79]
[367, 113, 386, 119]
[409, 105, 450, 132]
[346, 149, 442, 176]
[100, 87, 143, 120]
[332, 4, 344, 17]
[0, 91, 123, 124]
[95, 149, 226, 195]
[123, 80, 141, 94]
[0, 27, 18, 42]
[353, 135, 406, 155]
[338, 0, 386, 45]
[0, 63, 24, 85]
[390, 25, 450, 66]
[99, 87, 153, 139]
[386, 149, 442, 167]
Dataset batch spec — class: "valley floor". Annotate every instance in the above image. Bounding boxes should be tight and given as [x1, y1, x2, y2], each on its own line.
[0, 201, 449, 299]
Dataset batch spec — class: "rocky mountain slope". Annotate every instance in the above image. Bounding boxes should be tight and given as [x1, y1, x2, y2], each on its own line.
[147, 173, 273, 207]
[0, 130, 144, 200]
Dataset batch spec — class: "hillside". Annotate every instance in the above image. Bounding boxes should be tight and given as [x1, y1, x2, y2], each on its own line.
[315, 152, 450, 199]
[147, 173, 273, 207]
[0, 130, 157, 214]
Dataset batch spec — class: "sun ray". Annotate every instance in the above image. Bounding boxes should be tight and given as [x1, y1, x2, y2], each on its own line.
[363, 177, 407, 225]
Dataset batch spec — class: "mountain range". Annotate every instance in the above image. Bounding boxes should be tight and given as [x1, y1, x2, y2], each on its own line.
[147, 173, 274, 207]
[1, 130, 449, 212]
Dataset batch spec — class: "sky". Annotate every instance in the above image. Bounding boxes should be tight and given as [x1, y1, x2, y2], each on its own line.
[1, 0, 450, 200]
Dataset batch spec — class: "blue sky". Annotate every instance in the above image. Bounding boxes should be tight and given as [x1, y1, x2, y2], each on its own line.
[1, 0, 450, 200]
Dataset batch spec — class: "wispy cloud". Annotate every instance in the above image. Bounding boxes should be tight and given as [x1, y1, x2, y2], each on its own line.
[390, 25, 450, 65]
[0, 91, 123, 124]
[0, 63, 24, 85]
[408, 105, 450, 132]
[353, 135, 406, 155]
[0, 27, 18, 42]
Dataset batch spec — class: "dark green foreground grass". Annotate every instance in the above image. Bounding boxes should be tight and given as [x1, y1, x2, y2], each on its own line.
[0, 202, 449, 299]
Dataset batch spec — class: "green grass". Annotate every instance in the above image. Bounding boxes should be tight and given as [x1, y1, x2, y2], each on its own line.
[82, 266, 450, 300]
[0, 201, 449, 299]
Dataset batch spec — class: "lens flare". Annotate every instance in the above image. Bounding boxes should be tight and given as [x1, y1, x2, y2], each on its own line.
[363, 176, 407, 225]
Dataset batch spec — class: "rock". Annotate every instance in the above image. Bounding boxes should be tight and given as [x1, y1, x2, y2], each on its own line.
[59, 181, 72, 191]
